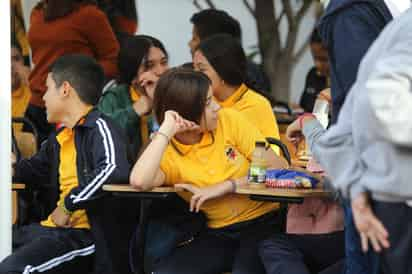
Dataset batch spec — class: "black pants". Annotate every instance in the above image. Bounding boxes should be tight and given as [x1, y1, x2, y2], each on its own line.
[152, 211, 280, 274]
[259, 231, 345, 274]
[0, 224, 94, 274]
[373, 201, 412, 274]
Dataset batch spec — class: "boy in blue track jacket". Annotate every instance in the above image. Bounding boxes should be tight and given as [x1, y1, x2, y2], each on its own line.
[1, 54, 132, 274]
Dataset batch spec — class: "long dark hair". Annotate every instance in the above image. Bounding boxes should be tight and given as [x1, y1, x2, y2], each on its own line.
[197, 33, 275, 104]
[36, 0, 96, 21]
[97, 0, 138, 33]
[197, 34, 247, 87]
[153, 68, 211, 125]
[118, 34, 168, 85]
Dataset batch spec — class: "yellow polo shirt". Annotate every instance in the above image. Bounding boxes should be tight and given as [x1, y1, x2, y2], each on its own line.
[41, 128, 90, 229]
[218, 84, 280, 155]
[12, 85, 31, 133]
[160, 108, 278, 229]
[129, 86, 150, 145]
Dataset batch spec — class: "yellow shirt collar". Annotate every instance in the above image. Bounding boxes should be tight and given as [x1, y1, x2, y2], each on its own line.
[129, 86, 141, 102]
[171, 131, 214, 155]
[218, 83, 248, 108]
[12, 85, 26, 99]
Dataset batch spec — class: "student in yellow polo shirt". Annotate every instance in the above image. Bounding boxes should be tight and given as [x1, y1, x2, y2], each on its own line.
[193, 34, 280, 155]
[130, 68, 288, 274]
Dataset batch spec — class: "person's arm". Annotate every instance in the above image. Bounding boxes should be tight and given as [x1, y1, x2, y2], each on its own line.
[63, 119, 130, 212]
[366, 31, 412, 146]
[287, 96, 365, 199]
[130, 111, 200, 190]
[98, 91, 142, 130]
[175, 147, 286, 213]
[176, 111, 288, 213]
[13, 138, 51, 187]
[80, 6, 119, 78]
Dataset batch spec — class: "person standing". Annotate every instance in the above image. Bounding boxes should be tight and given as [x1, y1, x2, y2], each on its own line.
[27, 0, 119, 141]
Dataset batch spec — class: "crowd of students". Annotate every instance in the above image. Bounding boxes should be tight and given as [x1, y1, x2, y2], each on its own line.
[4, 0, 412, 274]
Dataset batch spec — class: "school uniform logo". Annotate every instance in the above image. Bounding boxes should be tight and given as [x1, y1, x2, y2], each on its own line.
[224, 145, 245, 167]
[225, 146, 237, 161]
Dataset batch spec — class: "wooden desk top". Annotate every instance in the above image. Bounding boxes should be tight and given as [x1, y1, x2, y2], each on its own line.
[103, 184, 329, 199]
[12, 183, 25, 190]
[235, 185, 330, 198]
[103, 184, 177, 193]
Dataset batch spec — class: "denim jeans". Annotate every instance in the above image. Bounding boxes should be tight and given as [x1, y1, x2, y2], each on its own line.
[343, 201, 379, 274]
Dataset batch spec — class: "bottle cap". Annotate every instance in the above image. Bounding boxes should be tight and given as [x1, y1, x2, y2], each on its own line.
[255, 141, 266, 147]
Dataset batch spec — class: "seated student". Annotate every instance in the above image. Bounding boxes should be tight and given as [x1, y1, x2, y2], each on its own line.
[130, 68, 288, 274]
[193, 34, 280, 154]
[189, 9, 271, 97]
[259, 196, 345, 274]
[0, 54, 130, 274]
[98, 34, 168, 160]
[11, 41, 31, 133]
[299, 29, 330, 113]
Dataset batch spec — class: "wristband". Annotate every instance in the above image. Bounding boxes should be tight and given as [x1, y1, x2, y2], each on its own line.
[153, 131, 170, 143]
[229, 179, 237, 193]
[298, 113, 316, 129]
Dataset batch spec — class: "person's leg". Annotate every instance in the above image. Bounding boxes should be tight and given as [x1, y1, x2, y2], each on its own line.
[232, 212, 281, 274]
[87, 197, 139, 274]
[290, 231, 345, 273]
[373, 201, 412, 274]
[0, 224, 94, 274]
[259, 233, 310, 274]
[152, 230, 236, 274]
[343, 201, 379, 274]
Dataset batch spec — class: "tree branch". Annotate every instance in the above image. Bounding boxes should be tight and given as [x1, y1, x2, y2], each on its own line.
[255, 0, 279, 59]
[293, 33, 311, 63]
[192, 0, 203, 10]
[242, 0, 256, 18]
[296, 0, 313, 25]
[281, 0, 294, 30]
[291, 0, 314, 61]
[276, 9, 286, 27]
[204, 0, 216, 9]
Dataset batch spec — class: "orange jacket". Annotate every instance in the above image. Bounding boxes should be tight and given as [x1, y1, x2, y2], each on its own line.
[28, 4, 119, 107]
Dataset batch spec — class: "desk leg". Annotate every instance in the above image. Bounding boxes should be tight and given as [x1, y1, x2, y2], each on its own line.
[279, 203, 288, 233]
[135, 199, 151, 274]
[12, 191, 18, 225]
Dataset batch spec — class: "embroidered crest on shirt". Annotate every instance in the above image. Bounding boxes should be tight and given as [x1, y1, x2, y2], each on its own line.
[225, 147, 237, 161]
[224, 145, 245, 167]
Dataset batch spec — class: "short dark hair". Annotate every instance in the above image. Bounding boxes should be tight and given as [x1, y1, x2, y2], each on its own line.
[190, 9, 241, 40]
[153, 68, 211, 125]
[118, 34, 168, 85]
[310, 28, 322, 44]
[49, 54, 105, 105]
[197, 34, 247, 86]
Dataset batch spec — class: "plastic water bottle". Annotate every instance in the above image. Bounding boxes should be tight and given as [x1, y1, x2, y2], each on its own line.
[304, 98, 330, 157]
[248, 141, 267, 188]
[312, 98, 329, 129]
